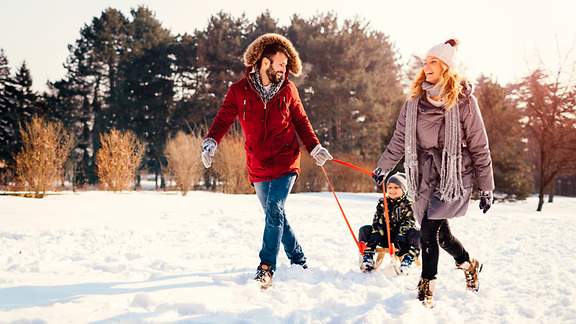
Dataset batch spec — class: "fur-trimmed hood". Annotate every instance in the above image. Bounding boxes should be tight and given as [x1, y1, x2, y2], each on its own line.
[243, 33, 302, 76]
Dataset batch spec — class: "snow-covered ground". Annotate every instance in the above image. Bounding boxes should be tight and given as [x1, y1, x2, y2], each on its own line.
[1, 191, 575, 323]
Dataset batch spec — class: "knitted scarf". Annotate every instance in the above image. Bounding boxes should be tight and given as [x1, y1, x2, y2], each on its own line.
[404, 81, 465, 202]
[249, 71, 283, 103]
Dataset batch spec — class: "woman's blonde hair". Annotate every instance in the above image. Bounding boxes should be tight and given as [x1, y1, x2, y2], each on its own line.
[410, 60, 463, 110]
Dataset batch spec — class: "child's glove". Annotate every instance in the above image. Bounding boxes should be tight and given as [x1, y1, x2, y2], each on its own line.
[479, 191, 493, 214]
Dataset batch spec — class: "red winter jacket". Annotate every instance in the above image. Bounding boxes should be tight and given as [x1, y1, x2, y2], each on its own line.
[205, 75, 320, 183]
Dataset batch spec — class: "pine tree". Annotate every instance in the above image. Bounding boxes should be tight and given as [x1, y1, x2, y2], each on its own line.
[0, 49, 17, 164]
[13, 62, 38, 123]
[49, 8, 130, 184]
[120, 6, 175, 188]
[195, 12, 250, 123]
[287, 14, 404, 158]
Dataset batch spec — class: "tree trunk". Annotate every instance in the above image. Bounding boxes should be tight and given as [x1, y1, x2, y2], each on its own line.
[158, 156, 166, 189]
[537, 191, 545, 211]
[548, 180, 555, 203]
[135, 171, 141, 190]
[537, 145, 546, 212]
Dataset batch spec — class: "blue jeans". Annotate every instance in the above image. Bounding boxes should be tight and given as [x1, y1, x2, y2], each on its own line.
[254, 173, 305, 271]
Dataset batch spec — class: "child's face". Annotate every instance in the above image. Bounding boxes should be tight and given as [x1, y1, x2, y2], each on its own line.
[386, 183, 403, 199]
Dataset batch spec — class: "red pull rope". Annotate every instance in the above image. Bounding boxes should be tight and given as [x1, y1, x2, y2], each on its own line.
[329, 159, 394, 256]
[331, 159, 372, 176]
[320, 165, 367, 254]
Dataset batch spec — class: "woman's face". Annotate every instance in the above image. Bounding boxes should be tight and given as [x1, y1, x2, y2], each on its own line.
[423, 56, 445, 84]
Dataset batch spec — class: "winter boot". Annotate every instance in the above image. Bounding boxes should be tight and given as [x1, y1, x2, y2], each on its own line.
[291, 259, 308, 269]
[457, 258, 482, 292]
[399, 254, 414, 274]
[361, 251, 375, 272]
[417, 277, 436, 308]
[254, 263, 273, 289]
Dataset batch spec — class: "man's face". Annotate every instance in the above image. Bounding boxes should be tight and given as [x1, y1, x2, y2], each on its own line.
[264, 52, 288, 84]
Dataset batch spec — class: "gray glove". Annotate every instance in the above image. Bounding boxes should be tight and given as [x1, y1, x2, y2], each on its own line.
[201, 138, 217, 168]
[372, 168, 389, 186]
[310, 144, 333, 166]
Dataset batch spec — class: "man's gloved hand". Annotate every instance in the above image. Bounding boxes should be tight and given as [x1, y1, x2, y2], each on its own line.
[201, 138, 217, 168]
[479, 190, 493, 214]
[372, 167, 388, 186]
[310, 144, 333, 166]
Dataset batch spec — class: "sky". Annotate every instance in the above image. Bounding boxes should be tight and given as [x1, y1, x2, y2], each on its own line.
[1, 0, 575, 92]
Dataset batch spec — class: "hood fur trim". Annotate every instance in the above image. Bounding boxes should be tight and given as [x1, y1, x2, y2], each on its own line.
[243, 33, 302, 76]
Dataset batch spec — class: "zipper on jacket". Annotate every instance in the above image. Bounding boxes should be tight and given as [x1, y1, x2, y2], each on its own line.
[243, 98, 247, 120]
[245, 77, 289, 141]
[263, 101, 268, 140]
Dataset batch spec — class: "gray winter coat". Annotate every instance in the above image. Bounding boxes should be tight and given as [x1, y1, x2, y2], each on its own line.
[377, 84, 494, 224]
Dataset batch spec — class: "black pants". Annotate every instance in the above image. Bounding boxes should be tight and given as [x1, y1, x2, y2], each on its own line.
[358, 225, 421, 255]
[420, 217, 470, 280]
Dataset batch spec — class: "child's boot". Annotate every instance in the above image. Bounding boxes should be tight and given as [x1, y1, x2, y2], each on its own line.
[361, 251, 375, 272]
[399, 254, 414, 274]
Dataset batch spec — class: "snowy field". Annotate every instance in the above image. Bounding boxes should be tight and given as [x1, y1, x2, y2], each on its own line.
[1, 191, 575, 323]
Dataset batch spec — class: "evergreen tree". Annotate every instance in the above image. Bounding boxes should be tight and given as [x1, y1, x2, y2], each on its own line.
[287, 14, 404, 158]
[195, 12, 250, 123]
[13, 62, 38, 123]
[52, 8, 131, 184]
[121, 6, 175, 187]
[0, 56, 40, 165]
[0, 49, 18, 164]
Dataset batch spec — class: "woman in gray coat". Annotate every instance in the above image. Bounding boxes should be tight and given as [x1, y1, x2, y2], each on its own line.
[373, 39, 494, 308]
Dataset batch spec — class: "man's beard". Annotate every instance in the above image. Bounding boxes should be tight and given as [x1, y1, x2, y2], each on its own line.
[266, 66, 284, 84]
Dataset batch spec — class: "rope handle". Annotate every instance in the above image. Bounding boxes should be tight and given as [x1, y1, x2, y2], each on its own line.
[320, 166, 367, 254]
[323, 159, 394, 256]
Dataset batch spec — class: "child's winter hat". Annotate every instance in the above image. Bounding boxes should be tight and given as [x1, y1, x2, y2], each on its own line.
[426, 39, 459, 68]
[387, 172, 407, 194]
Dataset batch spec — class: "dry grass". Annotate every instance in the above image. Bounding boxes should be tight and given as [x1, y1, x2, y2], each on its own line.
[212, 135, 253, 194]
[328, 153, 375, 192]
[294, 151, 375, 193]
[14, 116, 73, 197]
[293, 153, 324, 192]
[96, 129, 145, 192]
[165, 131, 203, 195]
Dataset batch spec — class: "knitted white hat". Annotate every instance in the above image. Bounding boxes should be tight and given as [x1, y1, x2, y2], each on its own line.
[387, 172, 407, 194]
[426, 39, 459, 68]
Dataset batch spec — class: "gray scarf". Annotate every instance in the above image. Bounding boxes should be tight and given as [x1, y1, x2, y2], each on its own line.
[404, 82, 465, 202]
[249, 71, 283, 103]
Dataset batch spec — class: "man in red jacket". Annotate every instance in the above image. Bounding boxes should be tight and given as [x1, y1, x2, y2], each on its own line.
[201, 33, 332, 288]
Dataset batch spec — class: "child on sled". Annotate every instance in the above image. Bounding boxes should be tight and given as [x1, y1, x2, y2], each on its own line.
[358, 173, 421, 273]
